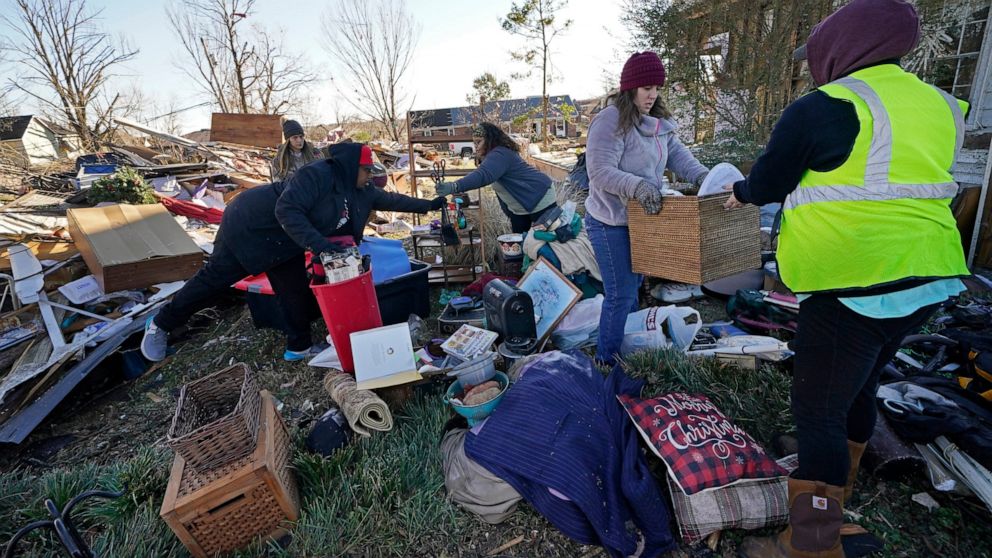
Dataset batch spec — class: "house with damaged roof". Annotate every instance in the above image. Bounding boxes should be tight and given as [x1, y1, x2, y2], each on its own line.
[0, 115, 83, 167]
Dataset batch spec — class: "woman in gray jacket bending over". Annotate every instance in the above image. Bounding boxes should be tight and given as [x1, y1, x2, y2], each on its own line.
[435, 123, 556, 233]
[585, 51, 709, 366]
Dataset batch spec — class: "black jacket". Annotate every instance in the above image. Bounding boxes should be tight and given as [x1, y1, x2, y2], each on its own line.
[218, 144, 435, 274]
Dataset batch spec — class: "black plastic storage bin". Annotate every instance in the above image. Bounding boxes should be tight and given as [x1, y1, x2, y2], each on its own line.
[376, 259, 430, 325]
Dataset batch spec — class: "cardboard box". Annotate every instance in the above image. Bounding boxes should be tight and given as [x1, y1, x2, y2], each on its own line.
[628, 194, 761, 285]
[67, 204, 204, 292]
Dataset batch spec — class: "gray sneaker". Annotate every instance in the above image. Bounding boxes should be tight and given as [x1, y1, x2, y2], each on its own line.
[141, 316, 169, 362]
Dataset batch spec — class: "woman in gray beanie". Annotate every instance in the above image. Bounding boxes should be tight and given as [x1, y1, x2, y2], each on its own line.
[271, 119, 322, 181]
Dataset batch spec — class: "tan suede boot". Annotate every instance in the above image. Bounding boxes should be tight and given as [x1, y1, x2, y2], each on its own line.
[844, 440, 867, 503]
[738, 478, 845, 558]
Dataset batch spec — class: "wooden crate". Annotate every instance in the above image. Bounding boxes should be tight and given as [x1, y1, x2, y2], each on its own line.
[627, 194, 761, 285]
[210, 113, 284, 148]
[161, 391, 299, 558]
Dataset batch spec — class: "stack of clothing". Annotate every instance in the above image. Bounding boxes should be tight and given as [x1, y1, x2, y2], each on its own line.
[463, 351, 676, 557]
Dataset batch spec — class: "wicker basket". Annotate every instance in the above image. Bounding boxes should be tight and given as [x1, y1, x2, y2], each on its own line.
[161, 391, 299, 558]
[627, 194, 761, 285]
[167, 363, 261, 472]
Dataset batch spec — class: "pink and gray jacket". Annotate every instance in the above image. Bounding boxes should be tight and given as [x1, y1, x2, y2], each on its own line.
[585, 105, 708, 226]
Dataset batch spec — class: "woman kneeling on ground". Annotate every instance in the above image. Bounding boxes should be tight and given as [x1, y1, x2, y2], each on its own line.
[434, 122, 557, 233]
[585, 51, 712, 366]
[141, 143, 446, 363]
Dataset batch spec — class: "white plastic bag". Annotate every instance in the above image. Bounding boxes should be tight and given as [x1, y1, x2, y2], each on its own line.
[551, 295, 603, 350]
[698, 162, 745, 197]
[308, 338, 342, 369]
[620, 305, 702, 356]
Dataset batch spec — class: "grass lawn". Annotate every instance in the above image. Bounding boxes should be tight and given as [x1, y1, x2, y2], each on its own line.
[1, 290, 990, 557]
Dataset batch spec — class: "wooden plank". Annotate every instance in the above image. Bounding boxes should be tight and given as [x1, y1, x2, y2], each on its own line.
[954, 187, 982, 256]
[968, 136, 992, 267]
[210, 113, 283, 148]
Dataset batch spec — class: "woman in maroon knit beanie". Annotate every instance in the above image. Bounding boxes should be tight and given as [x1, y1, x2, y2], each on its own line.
[584, 51, 711, 365]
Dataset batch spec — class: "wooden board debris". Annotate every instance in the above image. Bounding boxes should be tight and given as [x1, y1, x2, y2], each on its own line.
[210, 113, 283, 149]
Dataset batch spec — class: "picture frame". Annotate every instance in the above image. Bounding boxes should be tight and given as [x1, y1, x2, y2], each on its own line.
[517, 256, 582, 346]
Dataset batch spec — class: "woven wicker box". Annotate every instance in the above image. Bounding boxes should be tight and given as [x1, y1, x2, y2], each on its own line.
[161, 391, 300, 558]
[167, 363, 260, 472]
[627, 194, 761, 285]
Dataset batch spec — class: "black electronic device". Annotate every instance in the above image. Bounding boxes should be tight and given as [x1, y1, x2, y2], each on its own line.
[483, 279, 537, 353]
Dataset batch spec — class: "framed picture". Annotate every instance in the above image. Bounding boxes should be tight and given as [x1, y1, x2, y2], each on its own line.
[518, 256, 582, 346]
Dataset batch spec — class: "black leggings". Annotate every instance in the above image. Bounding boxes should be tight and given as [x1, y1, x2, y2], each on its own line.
[791, 295, 939, 486]
[154, 244, 319, 351]
[504, 203, 558, 234]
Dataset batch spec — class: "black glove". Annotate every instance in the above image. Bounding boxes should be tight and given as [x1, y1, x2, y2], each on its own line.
[316, 240, 348, 255]
[430, 196, 448, 210]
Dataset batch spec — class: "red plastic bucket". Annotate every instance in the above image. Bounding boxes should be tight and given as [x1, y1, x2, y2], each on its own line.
[311, 269, 382, 372]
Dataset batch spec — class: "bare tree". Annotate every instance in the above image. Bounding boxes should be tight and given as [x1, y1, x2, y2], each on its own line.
[322, 0, 420, 142]
[501, 0, 572, 148]
[250, 29, 314, 114]
[1, 0, 137, 149]
[0, 89, 15, 118]
[167, 0, 314, 114]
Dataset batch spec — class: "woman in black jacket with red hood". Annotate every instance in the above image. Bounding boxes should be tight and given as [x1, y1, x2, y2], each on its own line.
[141, 143, 445, 362]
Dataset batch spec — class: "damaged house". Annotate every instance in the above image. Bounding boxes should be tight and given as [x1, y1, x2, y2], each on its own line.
[409, 95, 582, 149]
[0, 115, 83, 167]
[639, 0, 992, 268]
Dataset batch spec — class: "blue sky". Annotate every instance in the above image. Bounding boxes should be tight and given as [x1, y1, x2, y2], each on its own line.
[26, 0, 633, 133]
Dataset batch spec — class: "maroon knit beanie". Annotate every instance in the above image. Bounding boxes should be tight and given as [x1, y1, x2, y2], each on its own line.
[620, 51, 666, 91]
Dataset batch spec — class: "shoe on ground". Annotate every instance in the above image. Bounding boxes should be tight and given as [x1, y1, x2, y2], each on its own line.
[690, 284, 704, 299]
[140, 316, 169, 362]
[283, 342, 330, 362]
[650, 282, 694, 303]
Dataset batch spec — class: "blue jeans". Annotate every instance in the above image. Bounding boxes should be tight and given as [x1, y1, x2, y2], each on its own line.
[585, 215, 641, 365]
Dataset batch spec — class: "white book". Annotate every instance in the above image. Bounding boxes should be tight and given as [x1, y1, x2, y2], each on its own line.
[351, 323, 422, 390]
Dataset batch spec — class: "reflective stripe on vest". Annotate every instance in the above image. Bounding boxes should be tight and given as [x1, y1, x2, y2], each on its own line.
[782, 76, 964, 212]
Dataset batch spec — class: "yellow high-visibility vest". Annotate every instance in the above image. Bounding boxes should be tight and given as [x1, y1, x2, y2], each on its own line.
[777, 64, 969, 293]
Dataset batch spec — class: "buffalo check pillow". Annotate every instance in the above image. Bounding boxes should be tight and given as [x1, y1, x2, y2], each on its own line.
[618, 392, 787, 495]
[669, 454, 798, 543]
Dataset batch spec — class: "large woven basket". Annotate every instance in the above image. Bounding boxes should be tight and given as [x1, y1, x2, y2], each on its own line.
[628, 194, 760, 284]
[167, 363, 261, 472]
[161, 391, 299, 558]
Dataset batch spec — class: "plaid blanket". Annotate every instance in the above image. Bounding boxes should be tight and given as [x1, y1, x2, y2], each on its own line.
[670, 454, 799, 543]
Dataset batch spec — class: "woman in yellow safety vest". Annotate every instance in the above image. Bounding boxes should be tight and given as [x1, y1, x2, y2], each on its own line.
[726, 1, 970, 556]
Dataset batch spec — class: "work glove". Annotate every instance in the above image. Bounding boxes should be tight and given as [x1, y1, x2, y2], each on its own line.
[430, 196, 448, 210]
[316, 240, 349, 255]
[435, 181, 459, 197]
[634, 181, 663, 215]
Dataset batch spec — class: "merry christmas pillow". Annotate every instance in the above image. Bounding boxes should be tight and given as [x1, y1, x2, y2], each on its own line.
[619, 392, 787, 495]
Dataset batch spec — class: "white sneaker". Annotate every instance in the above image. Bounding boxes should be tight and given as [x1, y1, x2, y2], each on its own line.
[690, 284, 704, 299]
[650, 282, 693, 303]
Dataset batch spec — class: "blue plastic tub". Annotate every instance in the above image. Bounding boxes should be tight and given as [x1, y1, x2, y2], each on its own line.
[359, 236, 410, 284]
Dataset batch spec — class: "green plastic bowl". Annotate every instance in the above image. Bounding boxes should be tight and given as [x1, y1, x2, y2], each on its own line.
[443, 371, 509, 426]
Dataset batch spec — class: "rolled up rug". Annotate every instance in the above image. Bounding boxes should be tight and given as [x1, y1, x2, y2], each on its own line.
[322, 371, 394, 436]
